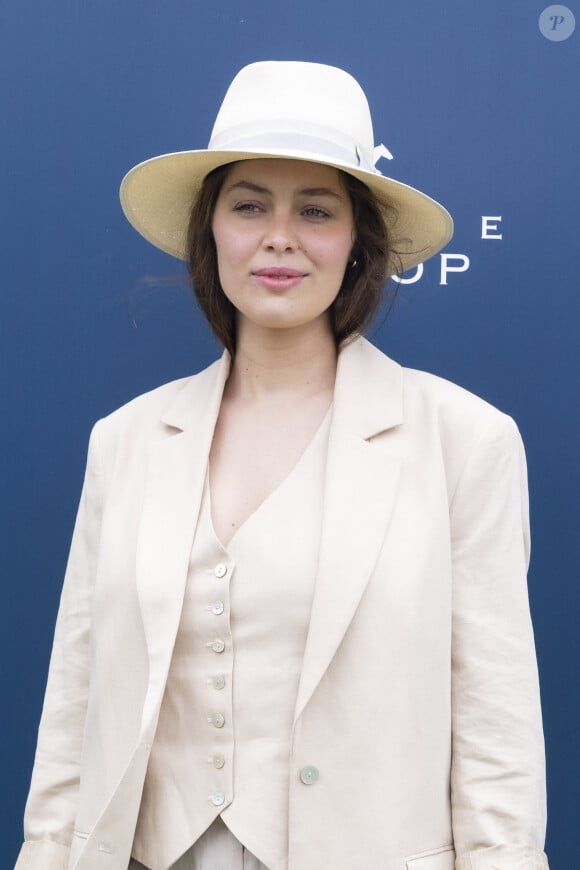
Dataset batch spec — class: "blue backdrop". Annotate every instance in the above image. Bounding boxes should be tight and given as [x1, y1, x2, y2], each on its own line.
[1, 2, 578, 867]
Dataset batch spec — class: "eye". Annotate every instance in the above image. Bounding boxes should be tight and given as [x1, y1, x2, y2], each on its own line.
[302, 206, 331, 219]
[233, 202, 263, 215]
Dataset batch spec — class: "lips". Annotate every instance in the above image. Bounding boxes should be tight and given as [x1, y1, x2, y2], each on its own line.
[252, 267, 306, 278]
[251, 266, 307, 290]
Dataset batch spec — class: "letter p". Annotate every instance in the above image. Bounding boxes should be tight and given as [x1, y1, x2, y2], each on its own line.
[550, 14, 565, 29]
[440, 254, 470, 285]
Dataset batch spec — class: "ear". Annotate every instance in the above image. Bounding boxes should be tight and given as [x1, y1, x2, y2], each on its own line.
[349, 236, 361, 267]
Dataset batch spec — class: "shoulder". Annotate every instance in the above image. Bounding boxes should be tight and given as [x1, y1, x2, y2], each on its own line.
[90, 354, 227, 452]
[99, 375, 193, 426]
[400, 364, 524, 481]
[349, 335, 515, 431]
[360, 342, 527, 514]
[401, 365, 512, 431]
[345, 338, 524, 486]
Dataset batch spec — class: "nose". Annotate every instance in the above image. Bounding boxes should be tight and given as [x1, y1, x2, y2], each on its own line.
[262, 213, 300, 253]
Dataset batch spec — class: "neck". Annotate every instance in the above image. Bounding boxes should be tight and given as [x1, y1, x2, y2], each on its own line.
[225, 316, 338, 402]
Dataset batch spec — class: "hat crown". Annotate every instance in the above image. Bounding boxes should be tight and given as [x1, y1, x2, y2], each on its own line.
[208, 61, 377, 172]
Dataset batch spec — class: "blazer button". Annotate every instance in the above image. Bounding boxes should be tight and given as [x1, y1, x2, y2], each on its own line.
[214, 563, 228, 579]
[299, 765, 320, 785]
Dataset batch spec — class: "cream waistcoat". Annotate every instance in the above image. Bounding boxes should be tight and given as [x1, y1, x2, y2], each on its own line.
[131, 409, 331, 870]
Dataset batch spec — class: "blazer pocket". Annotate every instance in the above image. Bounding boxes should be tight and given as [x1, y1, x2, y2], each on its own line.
[405, 845, 455, 869]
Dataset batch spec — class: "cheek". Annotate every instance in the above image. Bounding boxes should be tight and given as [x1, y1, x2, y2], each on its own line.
[213, 226, 248, 269]
[212, 209, 257, 271]
[312, 232, 354, 271]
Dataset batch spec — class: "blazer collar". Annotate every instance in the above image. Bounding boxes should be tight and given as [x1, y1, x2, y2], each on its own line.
[332, 335, 403, 438]
[159, 351, 231, 432]
[159, 334, 403, 437]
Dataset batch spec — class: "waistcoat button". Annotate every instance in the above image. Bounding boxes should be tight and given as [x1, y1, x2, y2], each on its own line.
[213, 754, 225, 769]
[208, 712, 225, 728]
[214, 563, 227, 579]
[210, 791, 225, 806]
[300, 765, 320, 785]
[210, 639, 226, 653]
[211, 600, 225, 615]
[212, 674, 226, 690]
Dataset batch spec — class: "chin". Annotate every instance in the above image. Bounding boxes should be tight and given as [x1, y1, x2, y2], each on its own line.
[239, 304, 309, 330]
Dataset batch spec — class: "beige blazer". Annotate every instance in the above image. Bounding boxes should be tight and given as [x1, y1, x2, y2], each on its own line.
[15, 337, 548, 870]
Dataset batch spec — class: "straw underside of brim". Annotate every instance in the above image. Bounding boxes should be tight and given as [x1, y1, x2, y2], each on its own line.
[120, 150, 454, 275]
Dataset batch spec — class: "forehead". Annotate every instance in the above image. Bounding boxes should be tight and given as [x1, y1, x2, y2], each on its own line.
[221, 157, 346, 193]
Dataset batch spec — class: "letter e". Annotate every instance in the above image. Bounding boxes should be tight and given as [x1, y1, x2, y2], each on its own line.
[481, 216, 503, 240]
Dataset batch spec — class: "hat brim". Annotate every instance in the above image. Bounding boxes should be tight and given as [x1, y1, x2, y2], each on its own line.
[119, 148, 453, 276]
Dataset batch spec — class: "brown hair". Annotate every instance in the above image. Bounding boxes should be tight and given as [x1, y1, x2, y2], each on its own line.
[186, 161, 401, 356]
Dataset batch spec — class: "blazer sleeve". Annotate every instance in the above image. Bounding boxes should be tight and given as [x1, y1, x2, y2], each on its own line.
[15, 422, 104, 870]
[449, 413, 549, 870]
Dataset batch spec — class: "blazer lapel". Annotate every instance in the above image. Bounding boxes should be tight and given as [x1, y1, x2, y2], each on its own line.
[136, 352, 230, 729]
[294, 337, 403, 723]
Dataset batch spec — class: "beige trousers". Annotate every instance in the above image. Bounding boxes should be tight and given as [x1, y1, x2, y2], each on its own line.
[128, 818, 268, 870]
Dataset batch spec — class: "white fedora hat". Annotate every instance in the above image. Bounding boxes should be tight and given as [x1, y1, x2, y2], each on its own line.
[120, 61, 453, 275]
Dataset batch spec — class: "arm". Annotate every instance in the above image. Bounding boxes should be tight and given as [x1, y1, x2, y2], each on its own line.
[449, 414, 549, 870]
[15, 422, 104, 870]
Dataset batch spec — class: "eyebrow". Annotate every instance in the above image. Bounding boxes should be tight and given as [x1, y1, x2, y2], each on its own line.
[225, 181, 344, 200]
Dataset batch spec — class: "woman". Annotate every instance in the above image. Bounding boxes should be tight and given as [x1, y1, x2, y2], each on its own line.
[15, 61, 549, 870]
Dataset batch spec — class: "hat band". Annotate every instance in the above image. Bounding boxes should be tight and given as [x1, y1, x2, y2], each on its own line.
[208, 120, 379, 175]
